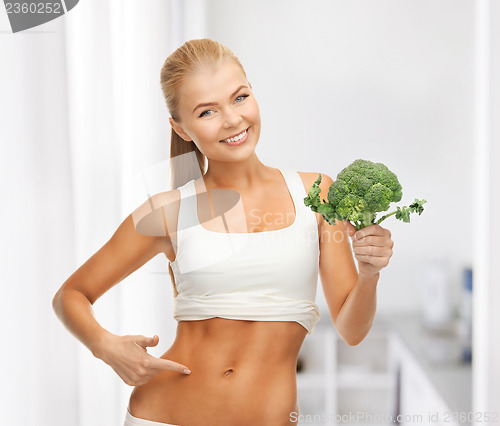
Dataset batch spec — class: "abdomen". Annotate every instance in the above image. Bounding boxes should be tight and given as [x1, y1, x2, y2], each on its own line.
[128, 318, 306, 426]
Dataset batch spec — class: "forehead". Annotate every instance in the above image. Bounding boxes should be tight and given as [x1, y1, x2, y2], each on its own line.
[178, 62, 248, 108]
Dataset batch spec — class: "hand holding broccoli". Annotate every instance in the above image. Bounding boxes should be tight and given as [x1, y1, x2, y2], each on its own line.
[342, 220, 394, 279]
[304, 159, 426, 231]
[304, 159, 426, 278]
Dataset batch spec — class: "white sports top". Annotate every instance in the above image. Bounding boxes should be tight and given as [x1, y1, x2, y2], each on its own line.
[169, 168, 321, 334]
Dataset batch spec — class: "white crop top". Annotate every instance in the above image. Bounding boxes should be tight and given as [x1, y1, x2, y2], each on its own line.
[169, 168, 321, 334]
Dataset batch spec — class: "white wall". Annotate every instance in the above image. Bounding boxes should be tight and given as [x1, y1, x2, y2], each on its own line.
[205, 0, 475, 316]
[489, 1, 500, 416]
[473, 0, 500, 420]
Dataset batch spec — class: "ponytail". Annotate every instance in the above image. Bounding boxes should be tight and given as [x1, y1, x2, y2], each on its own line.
[169, 129, 206, 191]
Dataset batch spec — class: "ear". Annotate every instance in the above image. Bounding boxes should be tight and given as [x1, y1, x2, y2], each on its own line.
[169, 117, 192, 142]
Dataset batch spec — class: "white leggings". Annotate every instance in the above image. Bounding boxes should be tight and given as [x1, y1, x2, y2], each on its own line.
[124, 406, 178, 426]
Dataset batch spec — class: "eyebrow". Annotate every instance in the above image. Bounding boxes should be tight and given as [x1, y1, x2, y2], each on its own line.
[192, 85, 249, 114]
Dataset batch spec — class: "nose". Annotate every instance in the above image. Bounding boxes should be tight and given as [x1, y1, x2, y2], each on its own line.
[222, 106, 242, 129]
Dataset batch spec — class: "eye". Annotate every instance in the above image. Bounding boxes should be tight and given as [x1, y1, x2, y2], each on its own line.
[199, 109, 214, 118]
[198, 94, 249, 118]
[235, 94, 249, 103]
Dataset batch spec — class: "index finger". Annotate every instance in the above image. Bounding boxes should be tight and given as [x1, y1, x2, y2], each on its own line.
[148, 356, 191, 374]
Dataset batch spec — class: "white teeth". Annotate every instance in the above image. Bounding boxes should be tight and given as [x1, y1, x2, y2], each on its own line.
[222, 129, 247, 143]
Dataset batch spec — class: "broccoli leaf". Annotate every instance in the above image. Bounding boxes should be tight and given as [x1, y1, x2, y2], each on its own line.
[303, 174, 322, 213]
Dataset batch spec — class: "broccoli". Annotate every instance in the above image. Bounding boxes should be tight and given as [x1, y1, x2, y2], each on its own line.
[304, 159, 426, 230]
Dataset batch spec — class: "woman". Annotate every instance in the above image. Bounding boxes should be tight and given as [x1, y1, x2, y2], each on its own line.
[52, 39, 394, 426]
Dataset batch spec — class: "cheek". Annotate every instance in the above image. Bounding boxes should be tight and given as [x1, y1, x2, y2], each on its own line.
[193, 121, 218, 139]
[247, 100, 261, 124]
[191, 122, 223, 149]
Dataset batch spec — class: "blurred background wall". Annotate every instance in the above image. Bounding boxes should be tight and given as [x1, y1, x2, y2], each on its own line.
[204, 0, 474, 316]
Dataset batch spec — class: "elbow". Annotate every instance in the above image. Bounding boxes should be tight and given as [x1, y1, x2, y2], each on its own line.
[343, 335, 364, 346]
[339, 329, 368, 346]
[333, 319, 366, 346]
[52, 287, 71, 315]
[52, 289, 63, 315]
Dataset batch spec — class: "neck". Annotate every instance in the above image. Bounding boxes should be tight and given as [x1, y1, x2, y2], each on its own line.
[203, 154, 273, 192]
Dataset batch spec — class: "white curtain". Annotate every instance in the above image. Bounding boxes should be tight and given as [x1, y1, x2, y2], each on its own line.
[1, 12, 78, 425]
[0, 1, 205, 425]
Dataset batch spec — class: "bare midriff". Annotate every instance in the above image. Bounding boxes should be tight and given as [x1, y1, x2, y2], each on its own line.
[128, 317, 307, 426]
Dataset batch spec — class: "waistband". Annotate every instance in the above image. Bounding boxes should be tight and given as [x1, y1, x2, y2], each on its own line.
[124, 406, 178, 426]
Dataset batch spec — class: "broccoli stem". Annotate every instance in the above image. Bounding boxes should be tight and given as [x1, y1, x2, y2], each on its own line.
[358, 212, 377, 229]
[375, 210, 397, 225]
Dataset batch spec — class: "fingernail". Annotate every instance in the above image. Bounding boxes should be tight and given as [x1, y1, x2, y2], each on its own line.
[184, 369, 191, 374]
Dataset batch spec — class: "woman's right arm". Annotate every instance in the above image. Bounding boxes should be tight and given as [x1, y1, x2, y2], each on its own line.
[52, 212, 164, 355]
[52, 202, 190, 385]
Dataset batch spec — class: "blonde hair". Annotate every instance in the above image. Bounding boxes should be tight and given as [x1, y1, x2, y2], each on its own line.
[160, 38, 248, 190]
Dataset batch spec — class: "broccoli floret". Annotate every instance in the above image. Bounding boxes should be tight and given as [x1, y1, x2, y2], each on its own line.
[303, 159, 426, 230]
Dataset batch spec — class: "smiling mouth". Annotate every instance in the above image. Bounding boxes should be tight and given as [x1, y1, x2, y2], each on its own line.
[220, 127, 249, 143]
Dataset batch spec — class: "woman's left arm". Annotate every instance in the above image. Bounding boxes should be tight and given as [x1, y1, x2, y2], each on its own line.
[316, 173, 394, 346]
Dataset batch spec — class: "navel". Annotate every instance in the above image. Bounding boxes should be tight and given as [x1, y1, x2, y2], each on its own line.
[224, 368, 234, 378]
